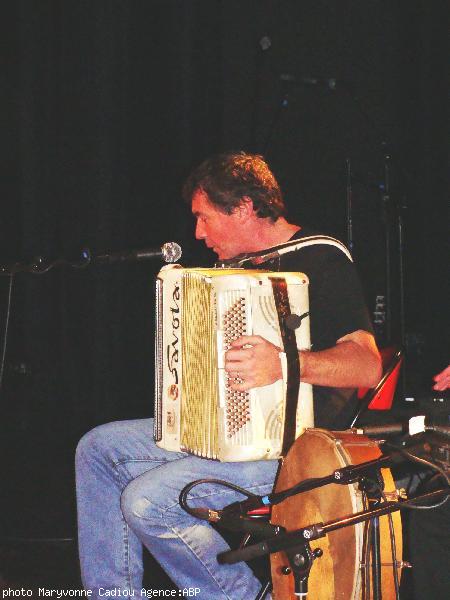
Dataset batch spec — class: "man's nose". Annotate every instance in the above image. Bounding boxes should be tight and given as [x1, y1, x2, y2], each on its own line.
[195, 220, 206, 239]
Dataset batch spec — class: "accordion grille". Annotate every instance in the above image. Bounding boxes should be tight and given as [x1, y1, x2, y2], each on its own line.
[181, 272, 219, 458]
[222, 297, 251, 440]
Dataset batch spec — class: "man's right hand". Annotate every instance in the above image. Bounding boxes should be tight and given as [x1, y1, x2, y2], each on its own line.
[224, 335, 283, 391]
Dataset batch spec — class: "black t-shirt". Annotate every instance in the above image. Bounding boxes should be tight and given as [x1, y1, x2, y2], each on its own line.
[243, 227, 374, 430]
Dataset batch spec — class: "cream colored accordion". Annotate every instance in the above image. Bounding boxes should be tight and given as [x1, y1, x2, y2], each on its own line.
[154, 265, 314, 461]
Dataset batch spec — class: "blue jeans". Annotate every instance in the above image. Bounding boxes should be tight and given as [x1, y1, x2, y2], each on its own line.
[75, 418, 278, 600]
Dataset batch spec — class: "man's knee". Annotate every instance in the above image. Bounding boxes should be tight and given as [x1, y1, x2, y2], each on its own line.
[121, 478, 158, 532]
[121, 476, 187, 538]
[75, 422, 118, 467]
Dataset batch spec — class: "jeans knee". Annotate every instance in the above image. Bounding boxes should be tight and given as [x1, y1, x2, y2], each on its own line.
[121, 476, 187, 538]
[121, 480, 155, 532]
[121, 481, 211, 548]
[75, 422, 118, 470]
[76, 428, 96, 468]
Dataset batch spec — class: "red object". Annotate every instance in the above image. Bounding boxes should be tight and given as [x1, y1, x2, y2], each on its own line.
[357, 346, 403, 410]
[246, 507, 271, 517]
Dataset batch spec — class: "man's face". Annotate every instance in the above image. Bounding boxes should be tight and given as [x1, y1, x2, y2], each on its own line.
[191, 189, 246, 260]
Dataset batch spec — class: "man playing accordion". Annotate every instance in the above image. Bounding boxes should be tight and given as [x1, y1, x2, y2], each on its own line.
[76, 152, 381, 599]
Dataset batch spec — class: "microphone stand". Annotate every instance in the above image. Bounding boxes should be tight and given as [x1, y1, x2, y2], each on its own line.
[0, 242, 181, 275]
[220, 470, 447, 600]
[381, 150, 393, 345]
[218, 487, 447, 597]
[346, 158, 354, 253]
[212, 445, 449, 600]
[0, 251, 91, 275]
[397, 194, 407, 397]
[337, 80, 411, 393]
[379, 147, 408, 396]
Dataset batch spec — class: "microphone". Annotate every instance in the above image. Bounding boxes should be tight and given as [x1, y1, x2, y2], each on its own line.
[221, 495, 272, 516]
[217, 514, 281, 538]
[188, 506, 281, 537]
[280, 73, 338, 90]
[218, 523, 325, 564]
[356, 415, 450, 439]
[92, 241, 182, 265]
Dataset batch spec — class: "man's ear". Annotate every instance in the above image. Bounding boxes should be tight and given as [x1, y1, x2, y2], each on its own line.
[233, 196, 254, 220]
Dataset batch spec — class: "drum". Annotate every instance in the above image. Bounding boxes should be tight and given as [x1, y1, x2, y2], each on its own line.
[270, 429, 403, 599]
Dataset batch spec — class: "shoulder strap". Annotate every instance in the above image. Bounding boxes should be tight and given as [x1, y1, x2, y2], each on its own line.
[218, 235, 352, 268]
[270, 235, 353, 262]
[270, 276, 301, 455]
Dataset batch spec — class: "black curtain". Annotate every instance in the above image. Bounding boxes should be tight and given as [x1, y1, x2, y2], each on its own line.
[0, 0, 447, 538]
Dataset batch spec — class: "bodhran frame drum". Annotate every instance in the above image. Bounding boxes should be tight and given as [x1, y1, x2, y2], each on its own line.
[270, 429, 403, 599]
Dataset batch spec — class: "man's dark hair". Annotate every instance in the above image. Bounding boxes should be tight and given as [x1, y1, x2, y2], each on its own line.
[182, 151, 286, 221]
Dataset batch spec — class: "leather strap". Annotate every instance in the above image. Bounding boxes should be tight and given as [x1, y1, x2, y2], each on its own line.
[270, 277, 301, 455]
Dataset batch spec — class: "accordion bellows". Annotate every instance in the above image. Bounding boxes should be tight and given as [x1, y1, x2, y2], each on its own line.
[154, 266, 314, 461]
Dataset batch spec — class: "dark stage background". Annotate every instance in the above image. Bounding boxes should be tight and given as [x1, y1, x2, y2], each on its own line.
[0, 0, 448, 590]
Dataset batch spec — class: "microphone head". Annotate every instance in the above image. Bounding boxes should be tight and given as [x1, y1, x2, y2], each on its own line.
[161, 241, 182, 263]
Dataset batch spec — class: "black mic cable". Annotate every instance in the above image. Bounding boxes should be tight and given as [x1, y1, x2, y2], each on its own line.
[179, 478, 282, 537]
[179, 478, 260, 521]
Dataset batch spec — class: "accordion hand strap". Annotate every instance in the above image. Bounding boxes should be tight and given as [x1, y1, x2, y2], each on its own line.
[270, 277, 301, 456]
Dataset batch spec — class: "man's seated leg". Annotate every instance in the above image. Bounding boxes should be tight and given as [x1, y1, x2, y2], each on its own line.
[121, 448, 277, 600]
[76, 418, 187, 597]
[76, 417, 277, 599]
